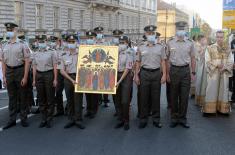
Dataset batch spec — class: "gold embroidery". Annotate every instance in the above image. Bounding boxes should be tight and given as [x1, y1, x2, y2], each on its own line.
[217, 101, 231, 114]
[202, 102, 217, 113]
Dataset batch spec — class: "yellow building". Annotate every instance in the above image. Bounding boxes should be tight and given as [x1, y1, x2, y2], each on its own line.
[157, 0, 189, 41]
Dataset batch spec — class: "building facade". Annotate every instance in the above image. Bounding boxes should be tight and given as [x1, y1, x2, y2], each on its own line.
[156, 0, 189, 40]
[0, 0, 157, 40]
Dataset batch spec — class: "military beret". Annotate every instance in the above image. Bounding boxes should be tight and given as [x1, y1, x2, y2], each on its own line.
[112, 29, 124, 36]
[144, 25, 157, 32]
[175, 21, 188, 29]
[35, 35, 47, 41]
[66, 34, 78, 41]
[119, 35, 129, 42]
[49, 36, 58, 42]
[94, 26, 104, 32]
[4, 22, 18, 29]
[86, 31, 97, 37]
[156, 32, 161, 37]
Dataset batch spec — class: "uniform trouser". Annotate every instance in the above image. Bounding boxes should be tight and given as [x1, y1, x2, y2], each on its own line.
[64, 74, 83, 122]
[98, 94, 109, 103]
[26, 70, 35, 108]
[36, 71, 55, 122]
[170, 66, 191, 124]
[55, 72, 64, 113]
[166, 82, 171, 108]
[113, 72, 132, 123]
[86, 93, 99, 115]
[139, 69, 161, 123]
[6, 66, 28, 122]
[137, 85, 140, 117]
[231, 69, 235, 101]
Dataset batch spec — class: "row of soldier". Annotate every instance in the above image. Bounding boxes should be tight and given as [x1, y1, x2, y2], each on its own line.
[0, 21, 232, 131]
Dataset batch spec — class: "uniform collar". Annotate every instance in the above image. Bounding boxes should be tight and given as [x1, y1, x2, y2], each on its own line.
[176, 37, 186, 42]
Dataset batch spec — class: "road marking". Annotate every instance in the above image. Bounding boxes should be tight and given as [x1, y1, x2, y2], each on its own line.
[0, 89, 7, 93]
[0, 113, 35, 132]
[0, 106, 8, 110]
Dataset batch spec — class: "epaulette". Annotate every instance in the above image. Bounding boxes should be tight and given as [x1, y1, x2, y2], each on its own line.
[187, 38, 193, 42]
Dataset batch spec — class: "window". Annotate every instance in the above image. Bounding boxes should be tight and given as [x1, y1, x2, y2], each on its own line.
[80, 10, 84, 29]
[68, 8, 73, 29]
[53, 7, 60, 29]
[35, 4, 44, 29]
[14, 1, 24, 28]
[108, 14, 112, 29]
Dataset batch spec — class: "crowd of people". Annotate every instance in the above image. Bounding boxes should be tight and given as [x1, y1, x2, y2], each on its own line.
[0, 21, 233, 131]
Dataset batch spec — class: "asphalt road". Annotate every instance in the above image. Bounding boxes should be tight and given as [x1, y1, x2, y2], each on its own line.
[0, 86, 235, 155]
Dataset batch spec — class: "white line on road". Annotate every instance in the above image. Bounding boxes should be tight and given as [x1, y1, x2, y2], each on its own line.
[0, 106, 8, 110]
[0, 113, 35, 132]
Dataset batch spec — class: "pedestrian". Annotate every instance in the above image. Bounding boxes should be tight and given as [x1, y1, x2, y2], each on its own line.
[32, 34, 57, 128]
[134, 25, 167, 129]
[60, 34, 85, 129]
[1, 22, 30, 129]
[166, 21, 196, 128]
[113, 35, 134, 130]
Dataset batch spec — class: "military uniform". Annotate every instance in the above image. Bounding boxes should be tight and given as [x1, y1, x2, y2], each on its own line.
[1, 23, 30, 129]
[167, 21, 195, 128]
[84, 30, 99, 119]
[60, 35, 85, 129]
[113, 36, 133, 130]
[94, 26, 110, 107]
[136, 25, 166, 129]
[32, 35, 57, 128]
[49, 35, 65, 116]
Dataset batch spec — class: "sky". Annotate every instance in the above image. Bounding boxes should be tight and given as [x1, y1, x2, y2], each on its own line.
[163, 0, 223, 29]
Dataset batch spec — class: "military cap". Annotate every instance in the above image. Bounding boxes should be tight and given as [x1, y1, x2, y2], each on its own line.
[61, 34, 68, 41]
[86, 30, 97, 37]
[66, 34, 78, 41]
[175, 21, 188, 30]
[4, 22, 18, 29]
[94, 26, 104, 32]
[18, 35, 25, 40]
[113, 29, 124, 36]
[35, 35, 47, 41]
[49, 36, 58, 42]
[119, 35, 129, 42]
[144, 25, 157, 32]
[156, 32, 161, 37]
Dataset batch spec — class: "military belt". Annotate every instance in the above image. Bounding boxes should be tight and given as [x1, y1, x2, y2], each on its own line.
[141, 67, 160, 72]
[171, 64, 189, 68]
[36, 69, 53, 73]
[6, 64, 24, 69]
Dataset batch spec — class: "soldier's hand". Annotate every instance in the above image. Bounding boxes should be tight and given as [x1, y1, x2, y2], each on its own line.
[72, 80, 78, 85]
[53, 79, 57, 88]
[3, 77, 7, 88]
[21, 78, 27, 87]
[134, 75, 140, 85]
[161, 75, 166, 84]
[32, 81, 36, 87]
[166, 74, 170, 83]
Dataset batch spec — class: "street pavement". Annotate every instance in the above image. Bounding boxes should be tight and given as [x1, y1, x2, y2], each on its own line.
[0, 86, 235, 155]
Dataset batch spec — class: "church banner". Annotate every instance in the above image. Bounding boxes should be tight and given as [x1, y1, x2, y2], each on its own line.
[75, 45, 118, 94]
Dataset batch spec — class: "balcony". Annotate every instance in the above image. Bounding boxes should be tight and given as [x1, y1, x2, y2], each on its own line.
[88, 0, 120, 11]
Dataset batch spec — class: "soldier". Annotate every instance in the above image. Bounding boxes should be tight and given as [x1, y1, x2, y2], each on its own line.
[60, 34, 85, 129]
[31, 35, 57, 128]
[84, 30, 99, 119]
[166, 21, 196, 128]
[113, 35, 134, 130]
[111, 29, 124, 117]
[1, 22, 30, 129]
[94, 26, 110, 107]
[134, 25, 166, 129]
[49, 35, 66, 116]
